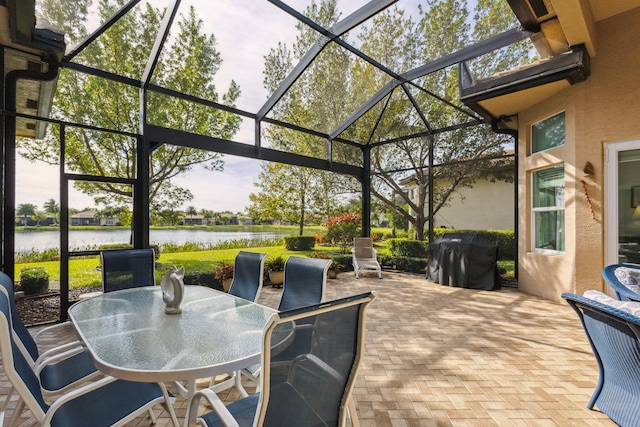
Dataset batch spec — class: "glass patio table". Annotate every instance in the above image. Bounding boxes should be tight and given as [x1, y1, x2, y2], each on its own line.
[68, 285, 285, 398]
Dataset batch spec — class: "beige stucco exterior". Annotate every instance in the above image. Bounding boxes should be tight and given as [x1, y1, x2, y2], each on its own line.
[517, 7, 640, 302]
[433, 179, 514, 231]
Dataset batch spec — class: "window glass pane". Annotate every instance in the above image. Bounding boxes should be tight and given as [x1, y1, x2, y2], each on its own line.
[533, 166, 564, 208]
[535, 211, 565, 251]
[532, 112, 565, 153]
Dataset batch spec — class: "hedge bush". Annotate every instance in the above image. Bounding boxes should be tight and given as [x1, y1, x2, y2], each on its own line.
[432, 228, 514, 260]
[284, 236, 316, 251]
[387, 239, 428, 258]
[183, 270, 221, 290]
[19, 266, 50, 295]
[378, 255, 427, 274]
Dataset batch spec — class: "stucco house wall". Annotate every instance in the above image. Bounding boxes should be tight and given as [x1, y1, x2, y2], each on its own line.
[433, 180, 514, 230]
[517, 7, 640, 302]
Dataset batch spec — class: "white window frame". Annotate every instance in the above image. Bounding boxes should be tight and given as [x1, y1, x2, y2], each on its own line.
[531, 165, 565, 255]
[531, 111, 566, 154]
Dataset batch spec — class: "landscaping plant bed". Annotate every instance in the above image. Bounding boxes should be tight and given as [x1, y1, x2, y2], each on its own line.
[16, 287, 98, 325]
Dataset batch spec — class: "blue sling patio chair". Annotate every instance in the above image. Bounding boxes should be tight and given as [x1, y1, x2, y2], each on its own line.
[228, 251, 268, 302]
[186, 291, 376, 427]
[602, 263, 640, 301]
[563, 290, 640, 427]
[209, 251, 267, 396]
[278, 256, 331, 312]
[0, 291, 180, 427]
[0, 271, 99, 396]
[101, 248, 156, 293]
[237, 256, 332, 394]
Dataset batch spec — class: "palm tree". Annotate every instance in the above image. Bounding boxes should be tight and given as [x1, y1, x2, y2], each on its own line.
[185, 206, 198, 225]
[201, 209, 213, 226]
[17, 203, 37, 226]
[32, 210, 47, 226]
[43, 199, 59, 224]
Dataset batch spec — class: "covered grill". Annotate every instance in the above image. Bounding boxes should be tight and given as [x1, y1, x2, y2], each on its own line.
[426, 233, 500, 290]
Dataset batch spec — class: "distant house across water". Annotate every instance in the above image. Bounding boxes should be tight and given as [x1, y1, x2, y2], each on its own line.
[71, 209, 120, 226]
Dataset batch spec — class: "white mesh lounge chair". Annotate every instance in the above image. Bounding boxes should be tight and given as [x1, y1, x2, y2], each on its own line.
[352, 237, 382, 279]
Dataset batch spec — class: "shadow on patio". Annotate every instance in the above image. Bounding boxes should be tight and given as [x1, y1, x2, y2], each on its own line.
[1, 272, 615, 426]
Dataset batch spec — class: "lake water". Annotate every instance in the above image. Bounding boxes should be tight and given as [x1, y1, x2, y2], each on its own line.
[15, 229, 288, 252]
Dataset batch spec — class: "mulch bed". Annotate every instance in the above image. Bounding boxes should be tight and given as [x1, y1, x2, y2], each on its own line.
[15, 287, 98, 325]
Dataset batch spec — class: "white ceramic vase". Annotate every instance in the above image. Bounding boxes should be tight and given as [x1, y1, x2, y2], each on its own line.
[161, 266, 185, 314]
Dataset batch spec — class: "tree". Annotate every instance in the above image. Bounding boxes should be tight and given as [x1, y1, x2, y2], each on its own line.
[20, 1, 241, 215]
[185, 206, 198, 225]
[200, 209, 213, 226]
[249, 0, 353, 233]
[152, 209, 181, 226]
[31, 211, 48, 226]
[348, 0, 524, 240]
[43, 199, 59, 224]
[17, 204, 37, 226]
[95, 206, 131, 226]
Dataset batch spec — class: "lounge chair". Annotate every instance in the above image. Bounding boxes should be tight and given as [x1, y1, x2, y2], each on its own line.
[186, 291, 376, 427]
[563, 290, 640, 426]
[352, 237, 382, 279]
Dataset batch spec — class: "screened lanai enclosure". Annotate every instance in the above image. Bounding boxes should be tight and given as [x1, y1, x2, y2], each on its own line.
[2, 0, 587, 320]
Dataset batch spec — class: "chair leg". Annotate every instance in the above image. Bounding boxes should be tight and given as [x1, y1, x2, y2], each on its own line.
[6, 398, 24, 427]
[159, 383, 180, 427]
[234, 370, 249, 398]
[347, 398, 360, 427]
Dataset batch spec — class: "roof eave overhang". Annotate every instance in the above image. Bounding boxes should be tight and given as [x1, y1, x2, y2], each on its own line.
[4, 0, 65, 138]
[459, 44, 589, 128]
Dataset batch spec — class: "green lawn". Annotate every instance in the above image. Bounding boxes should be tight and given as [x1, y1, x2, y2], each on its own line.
[16, 245, 345, 289]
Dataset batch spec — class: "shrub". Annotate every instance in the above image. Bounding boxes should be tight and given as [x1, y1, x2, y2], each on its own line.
[326, 213, 361, 253]
[183, 270, 219, 290]
[370, 232, 384, 241]
[384, 230, 409, 239]
[378, 255, 427, 274]
[432, 228, 515, 260]
[387, 239, 428, 258]
[284, 236, 316, 251]
[265, 255, 285, 271]
[19, 266, 50, 295]
[214, 262, 234, 281]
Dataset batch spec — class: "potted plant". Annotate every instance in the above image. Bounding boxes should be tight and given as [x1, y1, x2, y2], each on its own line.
[311, 252, 340, 279]
[264, 255, 285, 286]
[214, 262, 234, 292]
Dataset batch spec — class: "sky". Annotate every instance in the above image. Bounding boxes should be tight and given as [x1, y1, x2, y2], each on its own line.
[15, 0, 433, 213]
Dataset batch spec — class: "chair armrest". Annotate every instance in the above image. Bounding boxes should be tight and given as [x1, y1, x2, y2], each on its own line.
[33, 321, 75, 345]
[33, 341, 85, 369]
[187, 388, 239, 427]
[33, 346, 96, 378]
[287, 353, 343, 385]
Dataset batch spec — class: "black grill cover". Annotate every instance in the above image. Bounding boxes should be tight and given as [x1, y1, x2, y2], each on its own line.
[426, 233, 500, 290]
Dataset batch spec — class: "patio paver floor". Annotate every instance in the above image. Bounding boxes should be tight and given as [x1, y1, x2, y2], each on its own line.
[1, 272, 615, 426]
